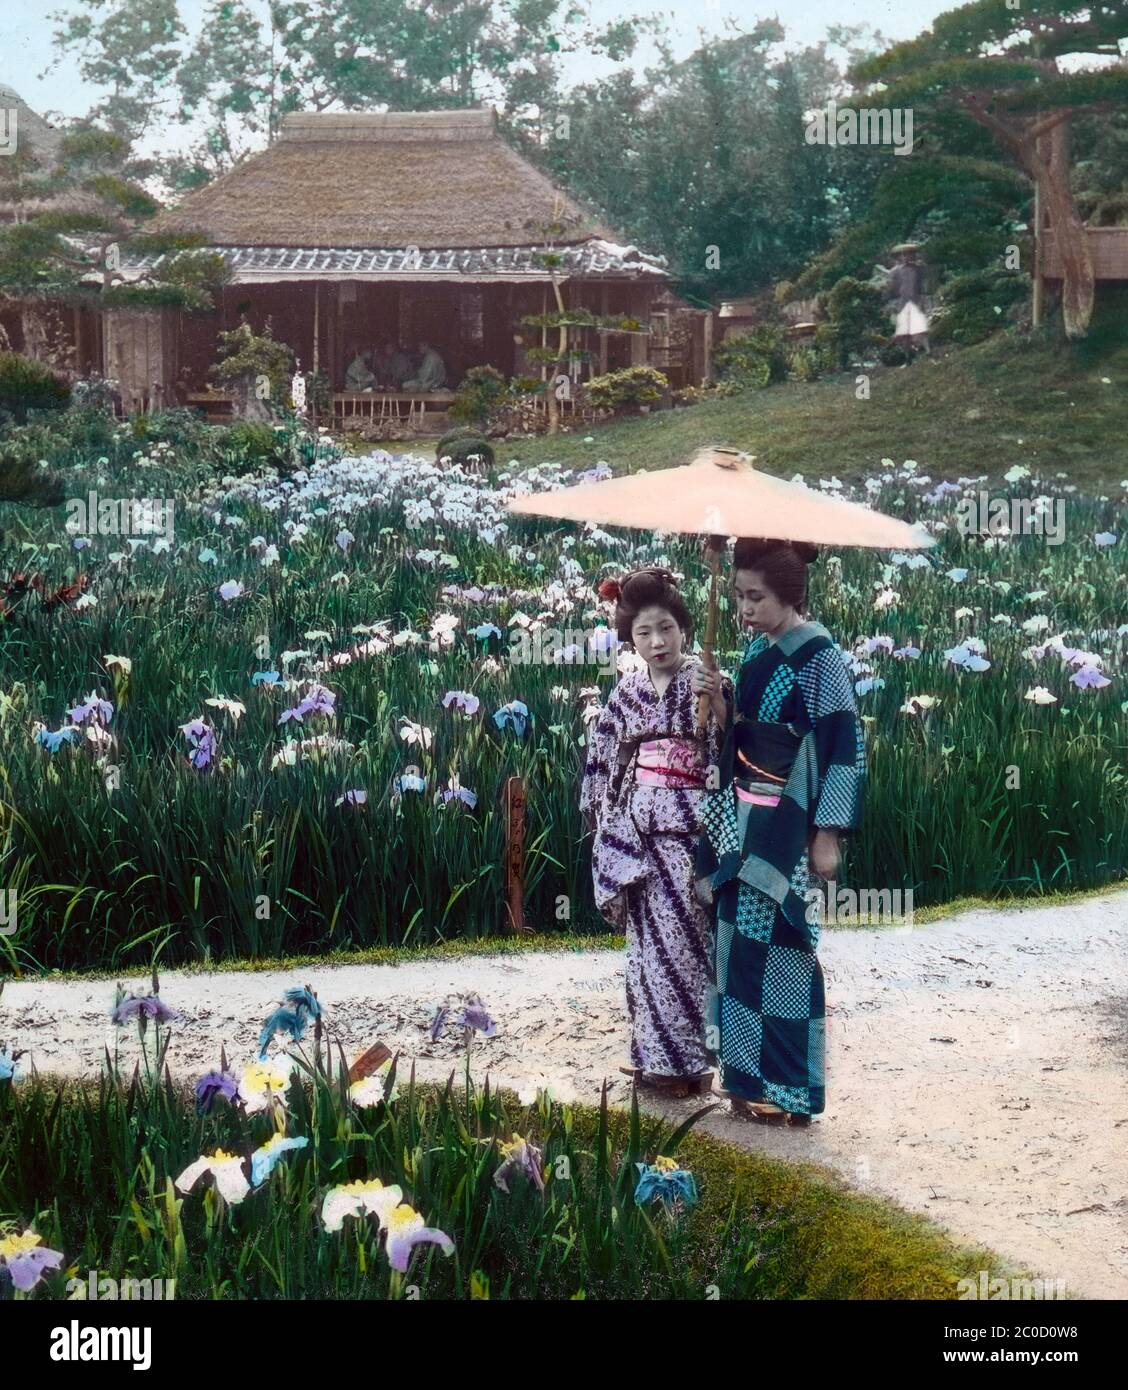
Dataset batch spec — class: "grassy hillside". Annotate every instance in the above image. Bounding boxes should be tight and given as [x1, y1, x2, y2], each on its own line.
[485, 325, 1128, 492]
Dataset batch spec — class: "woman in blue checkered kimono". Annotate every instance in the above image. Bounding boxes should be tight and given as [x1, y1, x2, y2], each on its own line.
[694, 538, 865, 1125]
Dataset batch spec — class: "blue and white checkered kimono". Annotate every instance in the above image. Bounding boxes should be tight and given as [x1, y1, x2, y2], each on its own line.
[695, 622, 866, 1114]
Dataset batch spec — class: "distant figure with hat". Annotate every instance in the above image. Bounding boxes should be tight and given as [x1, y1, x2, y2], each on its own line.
[884, 242, 930, 358]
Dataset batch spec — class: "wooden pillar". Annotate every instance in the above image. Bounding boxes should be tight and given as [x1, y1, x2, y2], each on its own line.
[628, 282, 649, 366]
[702, 309, 714, 384]
[598, 282, 609, 374]
[312, 284, 320, 375]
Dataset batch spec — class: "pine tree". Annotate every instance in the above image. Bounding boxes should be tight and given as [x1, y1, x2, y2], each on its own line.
[853, 0, 1128, 338]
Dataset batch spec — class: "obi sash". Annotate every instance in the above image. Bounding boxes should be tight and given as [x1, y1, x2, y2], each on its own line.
[633, 736, 706, 789]
[733, 717, 803, 785]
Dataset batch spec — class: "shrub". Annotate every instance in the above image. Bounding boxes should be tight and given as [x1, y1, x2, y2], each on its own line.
[449, 365, 509, 429]
[711, 326, 789, 389]
[437, 432, 494, 470]
[210, 320, 295, 418]
[787, 345, 820, 382]
[583, 365, 668, 413]
[930, 269, 1030, 347]
[0, 352, 71, 424]
[817, 277, 888, 369]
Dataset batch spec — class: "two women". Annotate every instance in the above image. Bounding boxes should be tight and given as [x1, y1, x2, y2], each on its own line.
[581, 542, 865, 1123]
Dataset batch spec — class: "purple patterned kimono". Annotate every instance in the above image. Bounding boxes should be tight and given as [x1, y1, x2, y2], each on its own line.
[580, 656, 733, 1076]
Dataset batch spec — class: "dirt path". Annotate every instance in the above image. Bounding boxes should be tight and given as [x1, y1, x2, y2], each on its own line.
[4, 890, 1127, 1299]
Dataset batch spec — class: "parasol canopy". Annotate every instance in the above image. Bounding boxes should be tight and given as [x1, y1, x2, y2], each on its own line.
[506, 445, 935, 732]
[507, 445, 935, 551]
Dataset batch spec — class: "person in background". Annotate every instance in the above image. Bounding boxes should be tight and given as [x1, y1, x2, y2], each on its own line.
[402, 340, 447, 392]
[884, 242, 930, 358]
[345, 350, 376, 392]
[373, 342, 412, 389]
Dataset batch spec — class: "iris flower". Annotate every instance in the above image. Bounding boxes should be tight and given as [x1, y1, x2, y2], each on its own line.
[1071, 665, 1111, 690]
[321, 1178, 404, 1233]
[0, 1230, 65, 1291]
[250, 1134, 309, 1187]
[175, 1149, 251, 1205]
[35, 725, 80, 753]
[110, 991, 182, 1026]
[195, 1069, 238, 1114]
[493, 1134, 545, 1194]
[257, 986, 321, 1059]
[441, 690, 480, 716]
[457, 1001, 497, 1038]
[634, 1155, 698, 1209]
[492, 700, 529, 737]
[238, 1058, 294, 1112]
[383, 1204, 455, 1273]
[68, 691, 114, 725]
[0, 1046, 23, 1082]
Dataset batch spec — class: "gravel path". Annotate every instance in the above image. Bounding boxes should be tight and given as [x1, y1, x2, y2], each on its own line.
[4, 889, 1126, 1299]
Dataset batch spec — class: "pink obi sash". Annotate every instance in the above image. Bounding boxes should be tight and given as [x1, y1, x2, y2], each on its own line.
[735, 783, 781, 807]
[634, 736, 706, 788]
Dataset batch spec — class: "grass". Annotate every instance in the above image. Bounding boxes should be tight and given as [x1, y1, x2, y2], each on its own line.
[468, 326, 1128, 492]
[0, 1060, 1020, 1300]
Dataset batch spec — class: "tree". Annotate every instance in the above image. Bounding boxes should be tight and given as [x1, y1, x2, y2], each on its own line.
[0, 124, 229, 362]
[532, 24, 888, 302]
[853, 0, 1128, 338]
[50, 0, 653, 186]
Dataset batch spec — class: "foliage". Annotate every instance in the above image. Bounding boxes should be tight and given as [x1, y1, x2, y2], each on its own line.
[435, 433, 495, 470]
[0, 1039, 995, 1299]
[815, 278, 889, 369]
[0, 429, 1125, 969]
[583, 365, 668, 412]
[209, 321, 295, 413]
[930, 268, 1031, 347]
[0, 353, 71, 425]
[711, 326, 790, 389]
[449, 366, 510, 429]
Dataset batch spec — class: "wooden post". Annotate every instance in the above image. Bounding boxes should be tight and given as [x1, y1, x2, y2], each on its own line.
[696, 536, 726, 736]
[504, 775, 528, 934]
[312, 284, 320, 376]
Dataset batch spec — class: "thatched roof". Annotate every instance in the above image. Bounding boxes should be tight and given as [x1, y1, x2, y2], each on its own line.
[152, 108, 627, 250]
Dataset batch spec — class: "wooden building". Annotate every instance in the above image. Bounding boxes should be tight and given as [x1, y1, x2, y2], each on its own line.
[111, 108, 702, 425]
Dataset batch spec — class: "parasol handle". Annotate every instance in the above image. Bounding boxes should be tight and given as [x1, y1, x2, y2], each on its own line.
[696, 536, 726, 736]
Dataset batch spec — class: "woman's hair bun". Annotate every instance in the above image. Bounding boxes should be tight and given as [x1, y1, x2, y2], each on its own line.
[734, 536, 817, 567]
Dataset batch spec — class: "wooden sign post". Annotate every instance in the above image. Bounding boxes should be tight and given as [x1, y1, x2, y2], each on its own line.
[504, 775, 528, 934]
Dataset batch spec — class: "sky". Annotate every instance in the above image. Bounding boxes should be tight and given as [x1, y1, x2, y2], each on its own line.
[1, 0, 957, 149]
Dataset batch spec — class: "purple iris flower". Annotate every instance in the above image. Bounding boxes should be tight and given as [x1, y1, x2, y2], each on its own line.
[110, 993, 182, 1026]
[68, 693, 114, 725]
[180, 718, 217, 769]
[457, 1003, 498, 1038]
[0, 1240, 65, 1292]
[441, 784, 478, 809]
[195, 1069, 239, 1115]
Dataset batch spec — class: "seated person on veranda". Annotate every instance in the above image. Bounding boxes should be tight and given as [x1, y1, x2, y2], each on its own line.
[345, 350, 376, 391]
[402, 340, 448, 392]
[372, 342, 412, 390]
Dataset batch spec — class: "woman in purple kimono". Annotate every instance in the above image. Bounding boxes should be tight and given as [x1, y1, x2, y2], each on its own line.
[579, 567, 733, 1095]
